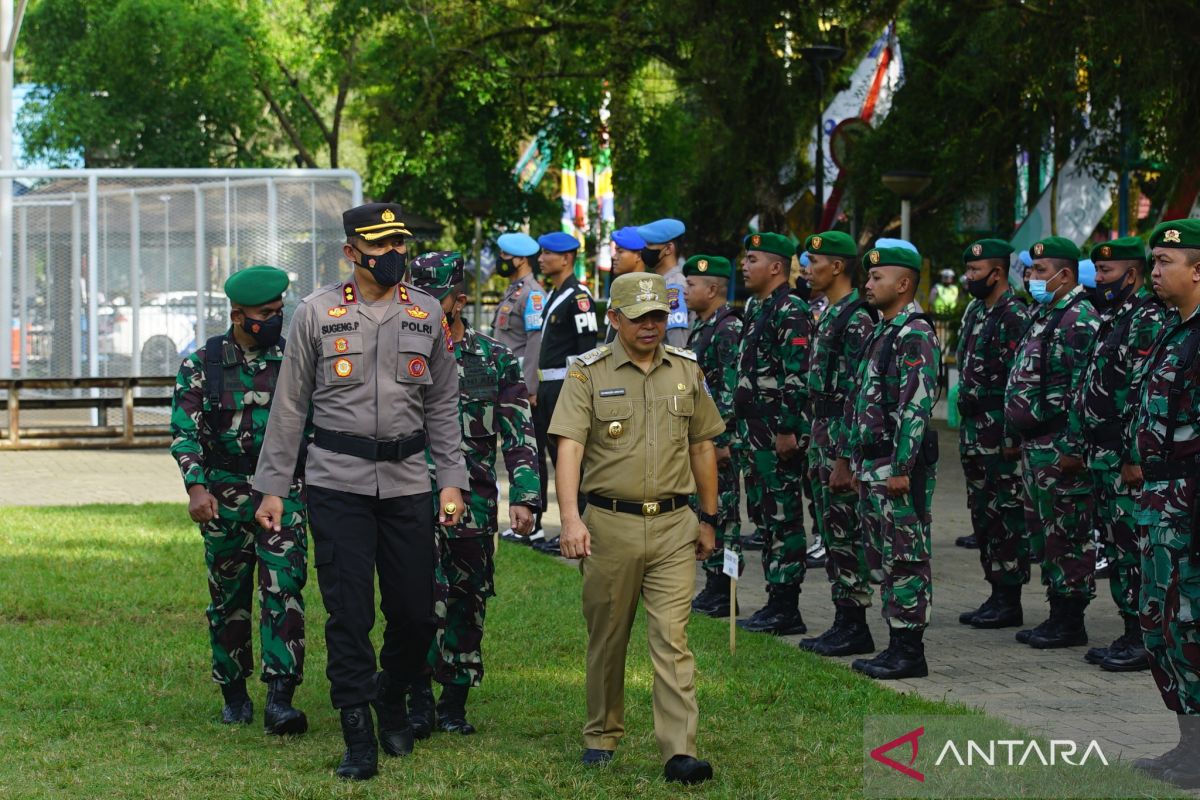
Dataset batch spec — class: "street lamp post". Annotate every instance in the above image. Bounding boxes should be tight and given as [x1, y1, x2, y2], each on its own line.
[881, 170, 932, 242]
[800, 44, 845, 232]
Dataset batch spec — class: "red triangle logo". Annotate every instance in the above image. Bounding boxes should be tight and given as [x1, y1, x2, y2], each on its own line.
[869, 726, 925, 782]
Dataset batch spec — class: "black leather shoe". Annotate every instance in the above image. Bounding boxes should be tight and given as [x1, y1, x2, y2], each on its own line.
[534, 536, 562, 554]
[1100, 616, 1149, 672]
[695, 573, 736, 617]
[737, 585, 806, 635]
[220, 679, 253, 725]
[581, 748, 614, 766]
[664, 755, 713, 784]
[1083, 645, 1109, 665]
[1028, 597, 1088, 649]
[436, 683, 476, 735]
[852, 629, 928, 679]
[1016, 601, 1059, 644]
[335, 705, 379, 780]
[959, 592, 997, 626]
[263, 676, 308, 735]
[810, 607, 875, 656]
[691, 572, 720, 614]
[373, 671, 415, 756]
[971, 585, 1023, 629]
[741, 531, 765, 551]
[800, 607, 846, 652]
[406, 678, 435, 740]
[955, 534, 978, 549]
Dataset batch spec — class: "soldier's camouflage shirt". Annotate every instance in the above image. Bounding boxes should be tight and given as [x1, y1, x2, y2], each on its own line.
[955, 290, 1031, 456]
[847, 302, 941, 481]
[734, 283, 811, 450]
[687, 305, 742, 450]
[1004, 285, 1100, 455]
[803, 289, 874, 457]
[431, 322, 540, 538]
[1080, 285, 1167, 470]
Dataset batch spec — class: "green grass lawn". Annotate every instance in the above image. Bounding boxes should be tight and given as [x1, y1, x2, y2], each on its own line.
[0, 504, 1163, 799]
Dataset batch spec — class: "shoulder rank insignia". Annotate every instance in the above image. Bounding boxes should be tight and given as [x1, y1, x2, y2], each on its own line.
[342, 282, 357, 304]
[328, 306, 348, 318]
[577, 345, 612, 365]
[396, 284, 412, 304]
[664, 344, 698, 361]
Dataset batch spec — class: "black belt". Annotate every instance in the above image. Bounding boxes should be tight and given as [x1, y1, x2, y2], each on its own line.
[1017, 415, 1068, 439]
[860, 441, 893, 460]
[586, 493, 690, 516]
[813, 397, 844, 418]
[1084, 422, 1123, 448]
[314, 427, 427, 462]
[204, 450, 258, 475]
[958, 394, 1005, 416]
[1142, 461, 1200, 482]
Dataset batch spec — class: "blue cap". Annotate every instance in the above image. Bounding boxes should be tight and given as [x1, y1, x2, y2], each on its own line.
[1018, 250, 1033, 268]
[537, 231, 580, 253]
[612, 226, 646, 250]
[1078, 258, 1096, 288]
[636, 218, 686, 245]
[497, 232, 539, 258]
[874, 237, 919, 253]
[799, 252, 810, 267]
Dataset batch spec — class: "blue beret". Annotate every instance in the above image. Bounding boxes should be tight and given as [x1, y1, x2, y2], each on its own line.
[636, 218, 686, 245]
[1078, 258, 1096, 288]
[799, 252, 810, 267]
[497, 232, 539, 258]
[874, 237, 919, 254]
[537, 232, 580, 253]
[1018, 250, 1033, 268]
[611, 226, 646, 250]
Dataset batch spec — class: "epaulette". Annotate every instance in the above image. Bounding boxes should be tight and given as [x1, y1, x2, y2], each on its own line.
[665, 344, 698, 361]
[576, 345, 612, 365]
[303, 281, 346, 303]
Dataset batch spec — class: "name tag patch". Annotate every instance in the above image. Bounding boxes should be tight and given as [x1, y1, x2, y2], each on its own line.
[599, 388, 626, 397]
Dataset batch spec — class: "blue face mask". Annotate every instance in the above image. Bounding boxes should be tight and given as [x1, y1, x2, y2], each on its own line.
[1027, 269, 1063, 304]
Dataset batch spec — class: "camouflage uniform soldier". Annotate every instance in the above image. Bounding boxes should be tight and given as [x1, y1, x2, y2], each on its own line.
[407, 252, 541, 736]
[1005, 236, 1101, 649]
[1127, 219, 1200, 789]
[169, 265, 309, 734]
[846, 245, 941, 680]
[797, 231, 879, 657]
[681, 254, 744, 616]
[955, 239, 1032, 630]
[1079, 237, 1165, 672]
[734, 232, 810, 635]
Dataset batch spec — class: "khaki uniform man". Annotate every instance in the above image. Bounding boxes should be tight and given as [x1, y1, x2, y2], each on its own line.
[549, 271, 724, 785]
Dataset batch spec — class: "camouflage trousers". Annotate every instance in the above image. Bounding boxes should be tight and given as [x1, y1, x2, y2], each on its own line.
[429, 534, 495, 687]
[1093, 467, 1141, 620]
[740, 447, 806, 587]
[809, 445, 871, 608]
[962, 453, 1029, 587]
[1141, 514, 1200, 714]
[695, 456, 743, 577]
[201, 476, 307, 685]
[1021, 445, 1096, 601]
[859, 469, 936, 630]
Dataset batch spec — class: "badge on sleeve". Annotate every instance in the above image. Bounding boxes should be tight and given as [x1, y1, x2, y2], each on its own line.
[577, 295, 591, 313]
[408, 357, 427, 378]
[334, 337, 349, 353]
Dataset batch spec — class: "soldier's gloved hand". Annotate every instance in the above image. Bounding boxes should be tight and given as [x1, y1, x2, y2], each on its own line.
[559, 516, 591, 559]
[886, 475, 910, 499]
[695, 522, 716, 561]
[776, 433, 799, 461]
[187, 485, 218, 524]
[1120, 463, 1144, 489]
[255, 494, 284, 531]
[439, 487, 466, 527]
[829, 457, 854, 493]
[510, 503, 535, 536]
[1058, 454, 1084, 476]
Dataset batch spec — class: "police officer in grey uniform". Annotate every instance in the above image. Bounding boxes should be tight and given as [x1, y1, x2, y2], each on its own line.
[254, 203, 469, 781]
[636, 218, 690, 348]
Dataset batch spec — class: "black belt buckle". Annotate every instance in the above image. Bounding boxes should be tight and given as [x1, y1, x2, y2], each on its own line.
[377, 438, 400, 461]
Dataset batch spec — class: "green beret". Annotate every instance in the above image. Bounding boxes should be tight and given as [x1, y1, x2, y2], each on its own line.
[1090, 236, 1145, 263]
[963, 238, 1014, 264]
[1149, 219, 1200, 249]
[805, 230, 856, 259]
[863, 246, 921, 272]
[1030, 236, 1080, 261]
[682, 254, 733, 280]
[743, 231, 795, 260]
[224, 265, 289, 307]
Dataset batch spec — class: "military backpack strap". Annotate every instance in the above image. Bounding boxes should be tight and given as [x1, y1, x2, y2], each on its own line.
[1166, 315, 1200, 448]
[202, 333, 231, 435]
[690, 305, 740, 361]
[740, 287, 792, 398]
[822, 299, 876, 397]
[1036, 292, 1087, 410]
[876, 312, 935, 371]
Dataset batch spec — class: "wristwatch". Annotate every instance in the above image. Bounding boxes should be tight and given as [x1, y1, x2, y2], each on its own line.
[698, 511, 719, 527]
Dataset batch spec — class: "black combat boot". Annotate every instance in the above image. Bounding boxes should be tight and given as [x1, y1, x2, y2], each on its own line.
[799, 606, 847, 652]
[335, 704, 378, 780]
[1142, 715, 1200, 782]
[1028, 596, 1088, 649]
[436, 683, 476, 735]
[737, 584, 806, 635]
[852, 628, 928, 680]
[1016, 599, 1059, 644]
[697, 573, 736, 618]
[220, 678, 253, 725]
[373, 672, 415, 757]
[809, 605, 874, 656]
[741, 531, 765, 551]
[959, 586, 999, 625]
[406, 676, 436, 740]
[1100, 615, 1149, 672]
[263, 676, 308, 735]
[955, 534, 978, 549]
[971, 584, 1023, 629]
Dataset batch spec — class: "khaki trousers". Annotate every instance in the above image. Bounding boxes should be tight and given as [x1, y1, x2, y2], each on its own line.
[580, 505, 699, 762]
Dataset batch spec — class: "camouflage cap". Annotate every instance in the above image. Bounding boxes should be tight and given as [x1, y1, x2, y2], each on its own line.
[1030, 235, 1080, 262]
[224, 265, 289, 306]
[863, 245, 922, 272]
[682, 254, 733, 280]
[804, 230, 856, 259]
[409, 251, 465, 298]
[1149, 219, 1200, 250]
[609, 272, 670, 318]
[743, 231, 796, 260]
[1090, 236, 1145, 263]
[962, 238, 1014, 264]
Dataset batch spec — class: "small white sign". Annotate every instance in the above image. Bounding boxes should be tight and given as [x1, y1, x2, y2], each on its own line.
[723, 549, 739, 579]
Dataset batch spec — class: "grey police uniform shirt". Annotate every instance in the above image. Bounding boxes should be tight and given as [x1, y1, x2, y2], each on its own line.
[491, 275, 546, 395]
[660, 264, 690, 348]
[253, 280, 469, 499]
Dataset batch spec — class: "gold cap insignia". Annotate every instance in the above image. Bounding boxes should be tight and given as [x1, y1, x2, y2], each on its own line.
[698, 259, 709, 272]
[869, 250, 881, 264]
[1032, 242, 1044, 256]
[1100, 245, 1111, 257]
[607, 421, 624, 439]
[812, 236, 823, 250]
[751, 234, 761, 247]
[1165, 229, 1182, 244]
[638, 279, 653, 291]
[971, 243, 983, 256]
[381, 208, 396, 223]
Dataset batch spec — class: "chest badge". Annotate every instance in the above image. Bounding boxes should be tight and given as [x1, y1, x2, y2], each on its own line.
[328, 307, 348, 318]
[334, 337, 349, 353]
[408, 357, 427, 378]
[677, 382, 686, 391]
[607, 421, 624, 439]
[407, 307, 430, 319]
[334, 358, 353, 378]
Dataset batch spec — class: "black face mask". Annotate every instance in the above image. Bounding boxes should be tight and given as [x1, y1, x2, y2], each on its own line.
[640, 246, 663, 269]
[356, 247, 407, 287]
[1091, 269, 1134, 310]
[792, 278, 812, 302]
[240, 314, 283, 349]
[966, 269, 997, 300]
[496, 258, 516, 278]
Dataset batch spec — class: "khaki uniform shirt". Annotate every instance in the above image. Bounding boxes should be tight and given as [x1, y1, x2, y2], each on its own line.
[490, 274, 546, 395]
[548, 337, 724, 501]
[253, 280, 469, 499]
